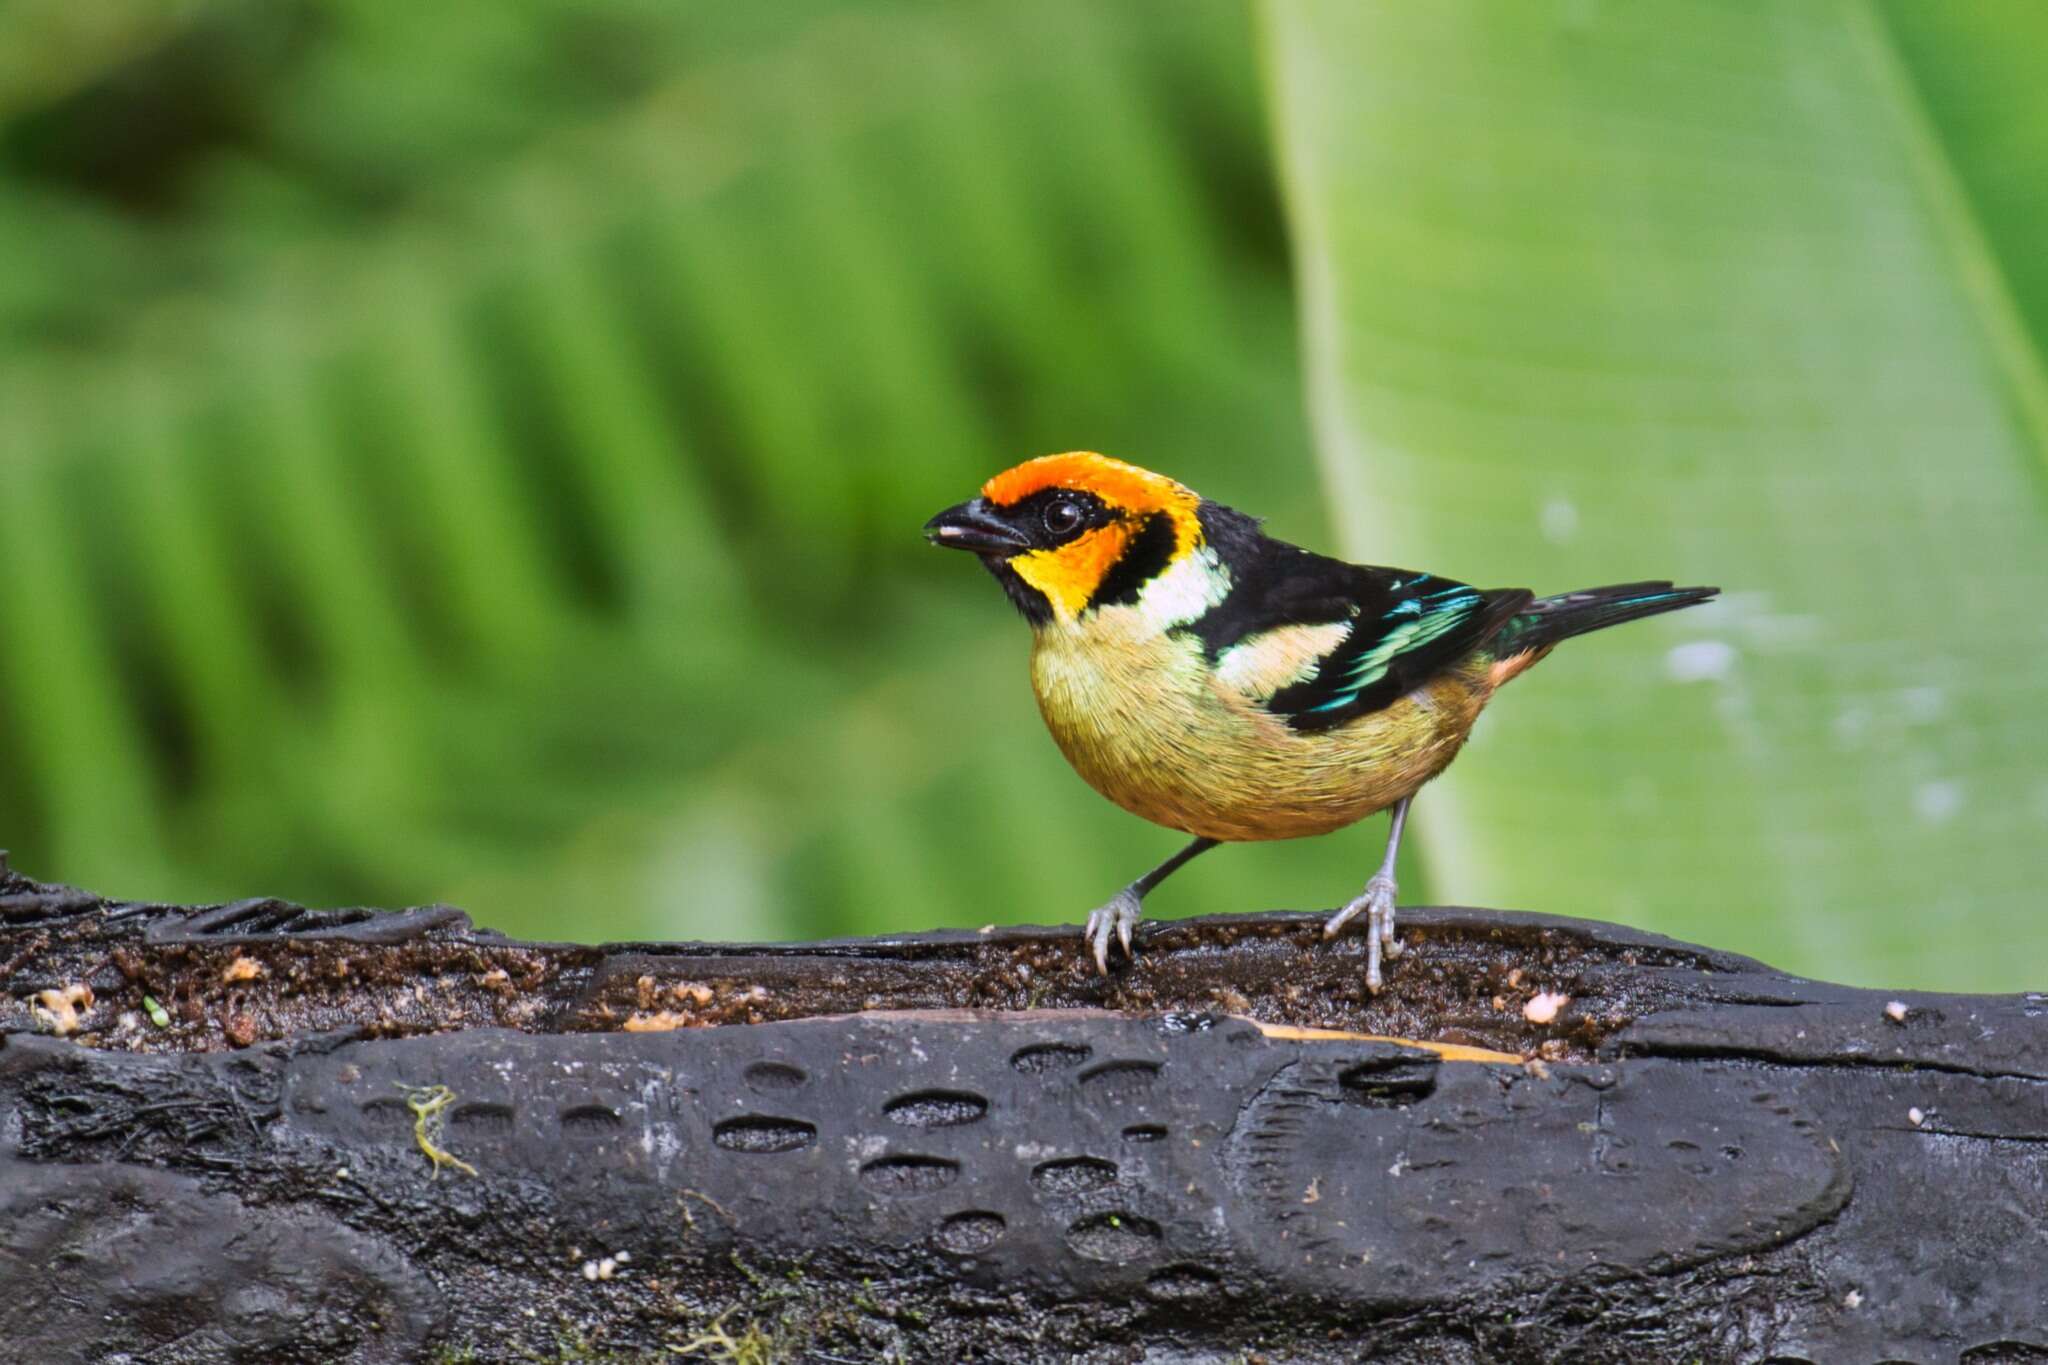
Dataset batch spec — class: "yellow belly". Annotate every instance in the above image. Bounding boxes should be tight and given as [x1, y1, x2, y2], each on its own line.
[1029, 622, 1496, 842]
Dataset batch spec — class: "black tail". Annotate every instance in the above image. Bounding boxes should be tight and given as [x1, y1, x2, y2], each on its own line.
[1496, 581, 1718, 654]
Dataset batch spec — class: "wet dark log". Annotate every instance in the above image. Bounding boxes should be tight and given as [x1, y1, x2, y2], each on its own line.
[3, 854, 2044, 1364]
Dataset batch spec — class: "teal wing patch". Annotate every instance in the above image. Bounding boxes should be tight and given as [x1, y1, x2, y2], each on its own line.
[1265, 575, 1530, 730]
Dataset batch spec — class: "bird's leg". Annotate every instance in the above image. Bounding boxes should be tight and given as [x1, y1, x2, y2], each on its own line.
[1083, 836, 1219, 976]
[1322, 796, 1412, 993]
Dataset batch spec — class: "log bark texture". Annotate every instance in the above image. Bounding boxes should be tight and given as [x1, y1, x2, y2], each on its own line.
[2, 857, 2044, 1364]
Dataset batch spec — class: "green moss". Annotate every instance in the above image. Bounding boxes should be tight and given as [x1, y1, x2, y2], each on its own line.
[668, 1311, 781, 1363]
[398, 1082, 478, 1179]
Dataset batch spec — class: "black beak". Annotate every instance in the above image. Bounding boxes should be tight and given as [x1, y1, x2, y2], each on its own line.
[924, 499, 1030, 555]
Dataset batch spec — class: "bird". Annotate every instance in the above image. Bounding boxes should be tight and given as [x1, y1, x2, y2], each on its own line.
[924, 452, 1717, 991]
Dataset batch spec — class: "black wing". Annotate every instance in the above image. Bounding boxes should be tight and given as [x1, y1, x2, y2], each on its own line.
[1187, 503, 1529, 732]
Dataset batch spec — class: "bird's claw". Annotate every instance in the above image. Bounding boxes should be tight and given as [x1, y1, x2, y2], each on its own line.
[1084, 889, 1144, 976]
[1324, 872, 1400, 993]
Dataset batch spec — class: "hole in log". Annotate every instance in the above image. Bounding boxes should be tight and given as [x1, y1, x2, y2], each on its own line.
[1338, 1058, 1437, 1108]
[1077, 1060, 1160, 1101]
[744, 1062, 806, 1093]
[860, 1155, 960, 1195]
[712, 1116, 816, 1154]
[1032, 1156, 1117, 1195]
[1066, 1212, 1162, 1261]
[560, 1104, 622, 1135]
[1147, 1265, 1220, 1300]
[934, 1211, 1006, 1253]
[358, 1097, 412, 1128]
[452, 1103, 513, 1134]
[1154, 1011, 1225, 1034]
[1011, 1043, 1091, 1075]
[883, 1091, 988, 1128]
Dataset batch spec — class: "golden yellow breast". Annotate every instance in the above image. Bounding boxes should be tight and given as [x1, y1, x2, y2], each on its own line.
[1028, 612, 1496, 842]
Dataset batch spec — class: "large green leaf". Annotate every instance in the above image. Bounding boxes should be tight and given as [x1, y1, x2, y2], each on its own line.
[1262, 0, 2048, 989]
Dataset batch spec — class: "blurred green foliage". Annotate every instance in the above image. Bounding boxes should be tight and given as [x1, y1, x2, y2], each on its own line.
[0, 0, 1338, 947]
[0, 1, 2040, 989]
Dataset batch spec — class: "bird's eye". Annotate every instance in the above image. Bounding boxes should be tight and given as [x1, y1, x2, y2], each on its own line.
[1043, 497, 1085, 538]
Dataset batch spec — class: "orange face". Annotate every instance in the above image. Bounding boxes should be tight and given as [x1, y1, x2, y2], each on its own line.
[989, 454, 1201, 620]
[1005, 521, 1140, 621]
[927, 452, 1206, 624]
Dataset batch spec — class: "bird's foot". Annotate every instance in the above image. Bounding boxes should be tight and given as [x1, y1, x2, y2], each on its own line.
[1324, 872, 1400, 993]
[1083, 888, 1144, 976]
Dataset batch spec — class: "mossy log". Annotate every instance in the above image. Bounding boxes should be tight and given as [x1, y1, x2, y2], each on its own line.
[3, 856, 2044, 1364]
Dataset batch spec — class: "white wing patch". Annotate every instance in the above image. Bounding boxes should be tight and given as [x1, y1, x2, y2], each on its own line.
[1136, 547, 1232, 630]
[1214, 621, 1353, 701]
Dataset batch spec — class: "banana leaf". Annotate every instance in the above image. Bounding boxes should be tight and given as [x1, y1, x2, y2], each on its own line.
[1261, 0, 2048, 989]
